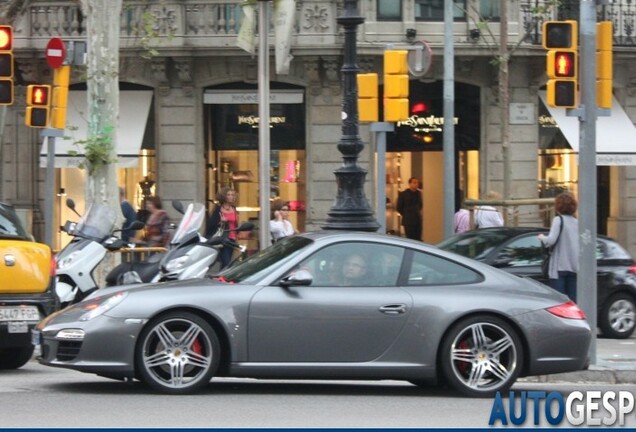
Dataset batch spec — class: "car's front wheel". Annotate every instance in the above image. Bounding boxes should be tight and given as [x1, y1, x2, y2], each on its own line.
[135, 311, 220, 394]
[0, 346, 35, 369]
[600, 293, 636, 339]
[440, 315, 523, 398]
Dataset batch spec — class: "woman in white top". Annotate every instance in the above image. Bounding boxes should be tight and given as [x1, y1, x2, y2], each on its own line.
[270, 200, 298, 242]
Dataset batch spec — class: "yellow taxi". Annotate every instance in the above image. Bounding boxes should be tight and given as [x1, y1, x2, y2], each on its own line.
[0, 202, 59, 369]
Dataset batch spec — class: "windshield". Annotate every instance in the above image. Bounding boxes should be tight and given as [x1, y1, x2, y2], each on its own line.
[437, 231, 510, 260]
[171, 203, 205, 244]
[74, 203, 117, 240]
[219, 236, 313, 284]
[0, 203, 29, 240]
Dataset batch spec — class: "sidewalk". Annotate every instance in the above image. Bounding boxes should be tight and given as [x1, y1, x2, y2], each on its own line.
[521, 335, 636, 384]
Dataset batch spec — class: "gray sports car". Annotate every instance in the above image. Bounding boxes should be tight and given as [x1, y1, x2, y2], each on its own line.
[34, 231, 591, 397]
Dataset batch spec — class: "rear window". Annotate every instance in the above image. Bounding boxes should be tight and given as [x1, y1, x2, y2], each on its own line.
[437, 231, 509, 260]
[0, 204, 29, 240]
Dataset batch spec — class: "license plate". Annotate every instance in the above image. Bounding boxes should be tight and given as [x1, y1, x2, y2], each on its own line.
[31, 329, 42, 346]
[8, 321, 28, 333]
[0, 306, 40, 322]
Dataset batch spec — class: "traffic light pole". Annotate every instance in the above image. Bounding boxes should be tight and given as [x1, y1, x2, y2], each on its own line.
[371, 122, 394, 233]
[41, 128, 63, 249]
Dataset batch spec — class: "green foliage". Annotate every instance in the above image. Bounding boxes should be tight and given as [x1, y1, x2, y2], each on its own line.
[67, 125, 116, 174]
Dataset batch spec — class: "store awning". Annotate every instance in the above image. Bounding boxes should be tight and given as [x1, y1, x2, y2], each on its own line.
[539, 92, 636, 165]
[39, 90, 153, 168]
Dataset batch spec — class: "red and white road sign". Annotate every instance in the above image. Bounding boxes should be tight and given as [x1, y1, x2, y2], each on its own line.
[45, 38, 66, 69]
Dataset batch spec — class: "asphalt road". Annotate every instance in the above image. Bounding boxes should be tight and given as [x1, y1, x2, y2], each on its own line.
[2, 361, 635, 428]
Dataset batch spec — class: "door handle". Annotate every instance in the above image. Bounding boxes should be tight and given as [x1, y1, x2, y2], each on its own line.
[379, 304, 407, 315]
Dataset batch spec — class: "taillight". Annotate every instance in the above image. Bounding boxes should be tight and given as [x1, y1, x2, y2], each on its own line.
[628, 263, 636, 275]
[546, 301, 586, 320]
[50, 255, 56, 277]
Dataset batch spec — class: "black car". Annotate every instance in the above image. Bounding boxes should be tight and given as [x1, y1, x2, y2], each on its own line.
[438, 227, 636, 339]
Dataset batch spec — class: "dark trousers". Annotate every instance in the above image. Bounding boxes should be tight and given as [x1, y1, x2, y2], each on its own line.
[219, 245, 234, 270]
[403, 224, 422, 241]
[549, 271, 577, 303]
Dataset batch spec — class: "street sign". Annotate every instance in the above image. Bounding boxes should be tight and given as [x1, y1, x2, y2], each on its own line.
[407, 41, 433, 77]
[45, 38, 66, 69]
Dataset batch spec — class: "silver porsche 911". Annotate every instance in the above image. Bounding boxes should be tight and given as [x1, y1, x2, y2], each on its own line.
[34, 231, 590, 397]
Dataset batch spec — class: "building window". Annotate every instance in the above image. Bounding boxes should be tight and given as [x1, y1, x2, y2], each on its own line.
[415, 0, 466, 21]
[480, 0, 500, 21]
[377, 0, 402, 21]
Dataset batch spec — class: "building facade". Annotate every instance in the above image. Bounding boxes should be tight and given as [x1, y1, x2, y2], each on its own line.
[3, 0, 636, 254]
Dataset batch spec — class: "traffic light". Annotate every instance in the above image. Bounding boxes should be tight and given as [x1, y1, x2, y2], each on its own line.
[25, 85, 51, 128]
[597, 21, 613, 109]
[51, 65, 70, 129]
[543, 20, 578, 108]
[383, 50, 409, 122]
[357, 73, 378, 123]
[0, 25, 13, 105]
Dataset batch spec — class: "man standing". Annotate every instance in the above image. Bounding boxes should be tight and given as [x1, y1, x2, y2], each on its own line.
[397, 177, 423, 241]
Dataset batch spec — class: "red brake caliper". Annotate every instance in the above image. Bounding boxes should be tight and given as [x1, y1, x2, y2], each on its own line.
[457, 340, 470, 374]
[192, 338, 203, 355]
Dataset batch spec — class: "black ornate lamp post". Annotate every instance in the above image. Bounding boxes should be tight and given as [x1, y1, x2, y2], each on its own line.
[322, 0, 379, 231]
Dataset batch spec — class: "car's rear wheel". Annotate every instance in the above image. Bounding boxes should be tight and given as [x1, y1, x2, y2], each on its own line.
[600, 293, 636, 339]
[440, 315, 523, 398]
[0, 346, 34, 369]
[135, 311, 220, 394]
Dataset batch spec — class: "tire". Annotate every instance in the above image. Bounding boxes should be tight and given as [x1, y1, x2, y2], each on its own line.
[135, 311, 220, 394]
[600, 293, 636, 339]
[0, 346, 35, 370]
[439, 315, 523, 398]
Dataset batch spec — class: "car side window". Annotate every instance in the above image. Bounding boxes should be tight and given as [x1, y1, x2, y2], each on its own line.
[294, 242, 404, 287]
[600, 238, 632, 260]
[493, 235, 543, 267]
[408, 251, 481, 285]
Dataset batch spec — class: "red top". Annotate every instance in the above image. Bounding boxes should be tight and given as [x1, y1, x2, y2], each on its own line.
[222, 207, 238, 240]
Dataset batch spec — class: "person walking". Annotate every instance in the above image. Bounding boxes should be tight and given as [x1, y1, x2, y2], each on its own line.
[142, 195, 170, 247]
[397, 177, 423, 241]
[538, 191, 579, 302]
[270, 200, 298, 243]
[206, 187, 239, 269]
[119, 187, 138, 242]
[474, 191, 504, 228]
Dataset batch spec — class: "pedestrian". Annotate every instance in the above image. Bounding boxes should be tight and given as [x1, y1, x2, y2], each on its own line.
[397, 177, 423, 241]
[119, 187, 138, 242]
[538, 191, 579, 302]
[454, 191, 470, 233]
[142, 195, 171, 247]
[474, 191, 504, 228]
[206, 187, 239, 269]
[270, 199, 298, 243]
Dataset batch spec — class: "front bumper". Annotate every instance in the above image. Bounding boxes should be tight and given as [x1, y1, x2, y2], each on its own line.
[0, 289, 59, 349]
[36, 314, 145, 379]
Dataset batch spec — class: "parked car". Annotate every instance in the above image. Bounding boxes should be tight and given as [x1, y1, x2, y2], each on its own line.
[437, 227, 636, 339]
[0, 202, 58, 369]
[35, 231, 590, 397]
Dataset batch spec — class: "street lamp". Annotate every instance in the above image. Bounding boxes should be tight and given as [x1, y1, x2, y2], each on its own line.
[322, 0, 379, 232]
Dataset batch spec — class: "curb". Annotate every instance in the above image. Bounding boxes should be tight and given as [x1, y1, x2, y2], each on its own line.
[520, 369, 636, 385]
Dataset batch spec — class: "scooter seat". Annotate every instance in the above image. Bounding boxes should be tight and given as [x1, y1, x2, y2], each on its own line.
[134, 261, 161, 283]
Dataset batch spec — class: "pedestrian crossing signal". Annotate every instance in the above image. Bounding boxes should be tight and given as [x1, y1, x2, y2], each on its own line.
[26, 85, 51, 128]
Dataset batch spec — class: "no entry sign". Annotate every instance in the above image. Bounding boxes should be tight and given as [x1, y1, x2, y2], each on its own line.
[46, 38, 66, 69]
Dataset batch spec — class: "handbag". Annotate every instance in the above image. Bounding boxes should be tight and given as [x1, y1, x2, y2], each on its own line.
[212, 221, 227, 239]
[541, 215, 564, 278]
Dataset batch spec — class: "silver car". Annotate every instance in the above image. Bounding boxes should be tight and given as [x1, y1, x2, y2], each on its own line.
[35, 231, 591, 397]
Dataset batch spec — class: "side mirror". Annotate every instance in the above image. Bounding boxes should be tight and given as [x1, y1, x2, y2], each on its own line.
[66, 198, 75, 211]
[207, 237, 223, 246]
[172, 200, 185, 214]
[237, 222, 254, 232]
[279, 269, 313, 287]
[61, 220, 77, 235]
[128, 220, 145, 230]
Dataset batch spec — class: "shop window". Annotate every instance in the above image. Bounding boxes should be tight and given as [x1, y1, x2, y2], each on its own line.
[415, 0, 466, 21]
[378, 0, 402, 21]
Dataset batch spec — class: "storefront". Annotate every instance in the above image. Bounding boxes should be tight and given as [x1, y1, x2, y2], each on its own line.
[204, 83, 306, 249]
[384, 81, 481, 243]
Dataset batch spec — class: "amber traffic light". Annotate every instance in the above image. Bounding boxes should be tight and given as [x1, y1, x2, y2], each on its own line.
[357, 73, 378, 123]
[383, 50, 409, 122]
[25, 85, 51, 128]
[0, 25, 13, 105]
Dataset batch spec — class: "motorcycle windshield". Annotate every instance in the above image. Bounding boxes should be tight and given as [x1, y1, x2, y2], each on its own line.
[75, 203, 117, 240]
[170, 203, 205, 245]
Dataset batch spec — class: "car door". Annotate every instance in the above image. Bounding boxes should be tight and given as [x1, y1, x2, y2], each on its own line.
[489, 233, 545, 282]
[247, 242, 411, 362]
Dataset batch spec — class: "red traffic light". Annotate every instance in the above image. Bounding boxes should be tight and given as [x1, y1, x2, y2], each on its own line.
[554, 52, 575, 78]
[27, 85, 51, 106]
[0, 26, 12, 51]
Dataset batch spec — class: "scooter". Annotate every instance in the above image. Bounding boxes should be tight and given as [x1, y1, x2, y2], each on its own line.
[55, 199, 144, 307]
[105, 201, 253, 286]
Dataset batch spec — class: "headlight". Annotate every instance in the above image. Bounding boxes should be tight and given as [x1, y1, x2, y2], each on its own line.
[164, 255, 190, 272]
[57, 251, 82, 269]
[74, 292, 128, 321]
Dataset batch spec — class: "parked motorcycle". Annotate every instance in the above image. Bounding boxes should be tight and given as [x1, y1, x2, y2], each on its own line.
[106, 201, 253, 286]
[55, 198, 144, 307]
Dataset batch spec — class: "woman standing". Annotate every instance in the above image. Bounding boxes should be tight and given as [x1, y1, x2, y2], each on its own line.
[143, 196, 171, 247]
[206, 187, 239, 269]
[538, 192, 579, 302]
[270, 200, 298, 242]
